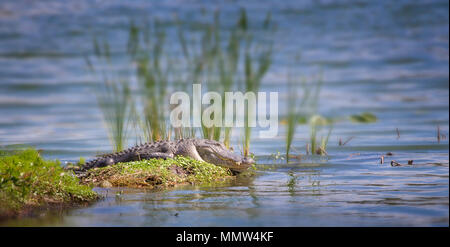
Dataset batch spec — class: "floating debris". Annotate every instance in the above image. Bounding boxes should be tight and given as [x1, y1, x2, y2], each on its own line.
[288, 154, 302, 160]
[271, 151, 285, 161]
[316, 147, 328, 155]
[391, 160, 401, 167]
[437, 125, 440, 143]
[347, 153, 360, 159]
[390, 160, 413, 166]
[437, 125, 447, 143]
[339, 136, 354, 146]
[288, 147, 302, 161]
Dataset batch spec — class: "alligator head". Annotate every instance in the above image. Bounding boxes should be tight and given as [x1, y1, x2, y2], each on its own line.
[190, 139, 254, 172]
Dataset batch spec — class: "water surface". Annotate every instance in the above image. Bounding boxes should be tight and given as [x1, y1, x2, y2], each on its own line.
[0, 0, 448, 226]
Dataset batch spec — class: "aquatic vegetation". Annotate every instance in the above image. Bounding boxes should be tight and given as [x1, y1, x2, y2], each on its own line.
[319, 123, 333, 155]
[282, 121, 301, 156]
[88, 9, 275, 157]
[270, 151, 285, 161]
[2, 1, 448, 227]
[87, 37, 133, 152]
[176, 11, 226, 141]
[349, 112, 377, 123]
[284, 66, 333, 157]
[128, 19, 172, 142]
[77, 157, 86, 166]
[79, 156, 235, 188]
[241, 10, 275, 156]
[98, 80, 133, 152]
[287, 170, 297, 194]
[309, 115, 333, 155]
[176, 9, 274, 153]
[437, 125, 447, 143]
[191, 10, 245, 144]
[301, 73, 334, 156]
[285, 76, 300, 160]
[0, 149, 98, 218]
[299, 72, 324, 117]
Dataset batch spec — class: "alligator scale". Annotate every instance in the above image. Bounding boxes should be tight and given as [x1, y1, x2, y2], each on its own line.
[80, 139, 254, 173]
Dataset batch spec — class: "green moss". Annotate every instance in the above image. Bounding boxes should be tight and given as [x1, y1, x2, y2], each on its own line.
[80, 156, 234, 188]
[0, 149, 98, 218]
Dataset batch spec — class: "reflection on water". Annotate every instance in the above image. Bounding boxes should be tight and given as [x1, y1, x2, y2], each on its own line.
[0, 0, 448, 226]
[2, 159, 448, 226]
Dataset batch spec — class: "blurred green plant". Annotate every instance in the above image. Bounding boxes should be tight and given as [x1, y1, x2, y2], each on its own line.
[241, 10, 275, 157]
[349, 112, 377, 123]
[309, 115, 333, 155]
[86, 37, 133, 152]
[283, 67, 334, 157]
[128, 19, 172, 142]
[87, 9, 275, 156]
[285, 72, 301, 160]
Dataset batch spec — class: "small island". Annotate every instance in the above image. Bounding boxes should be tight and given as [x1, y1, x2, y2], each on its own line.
[0, 149, 98, 219]
[0, 149, 245, 219]
[77, 156, 236, 189]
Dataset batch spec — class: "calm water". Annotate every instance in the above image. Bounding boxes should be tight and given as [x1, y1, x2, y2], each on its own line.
[0, 0, 448, 226]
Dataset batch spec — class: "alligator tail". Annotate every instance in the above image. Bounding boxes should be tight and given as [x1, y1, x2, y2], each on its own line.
[80, 143, 153, 172]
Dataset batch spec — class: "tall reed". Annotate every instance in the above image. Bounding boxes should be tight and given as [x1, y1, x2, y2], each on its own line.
[284, 68, 332, 157]
[285, 73, 301, 160]
[87, 37, 133, 152]
[241, 10, 275, 156]
[309, 115, 333, 155]
[127, 20, 171, 142]
[97, 80, 132, 152]
[89, 10, 276, 154]
[303, 72, 333, 155]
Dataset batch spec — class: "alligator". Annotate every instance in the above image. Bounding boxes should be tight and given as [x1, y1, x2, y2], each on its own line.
[78, 138, 254, 173]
